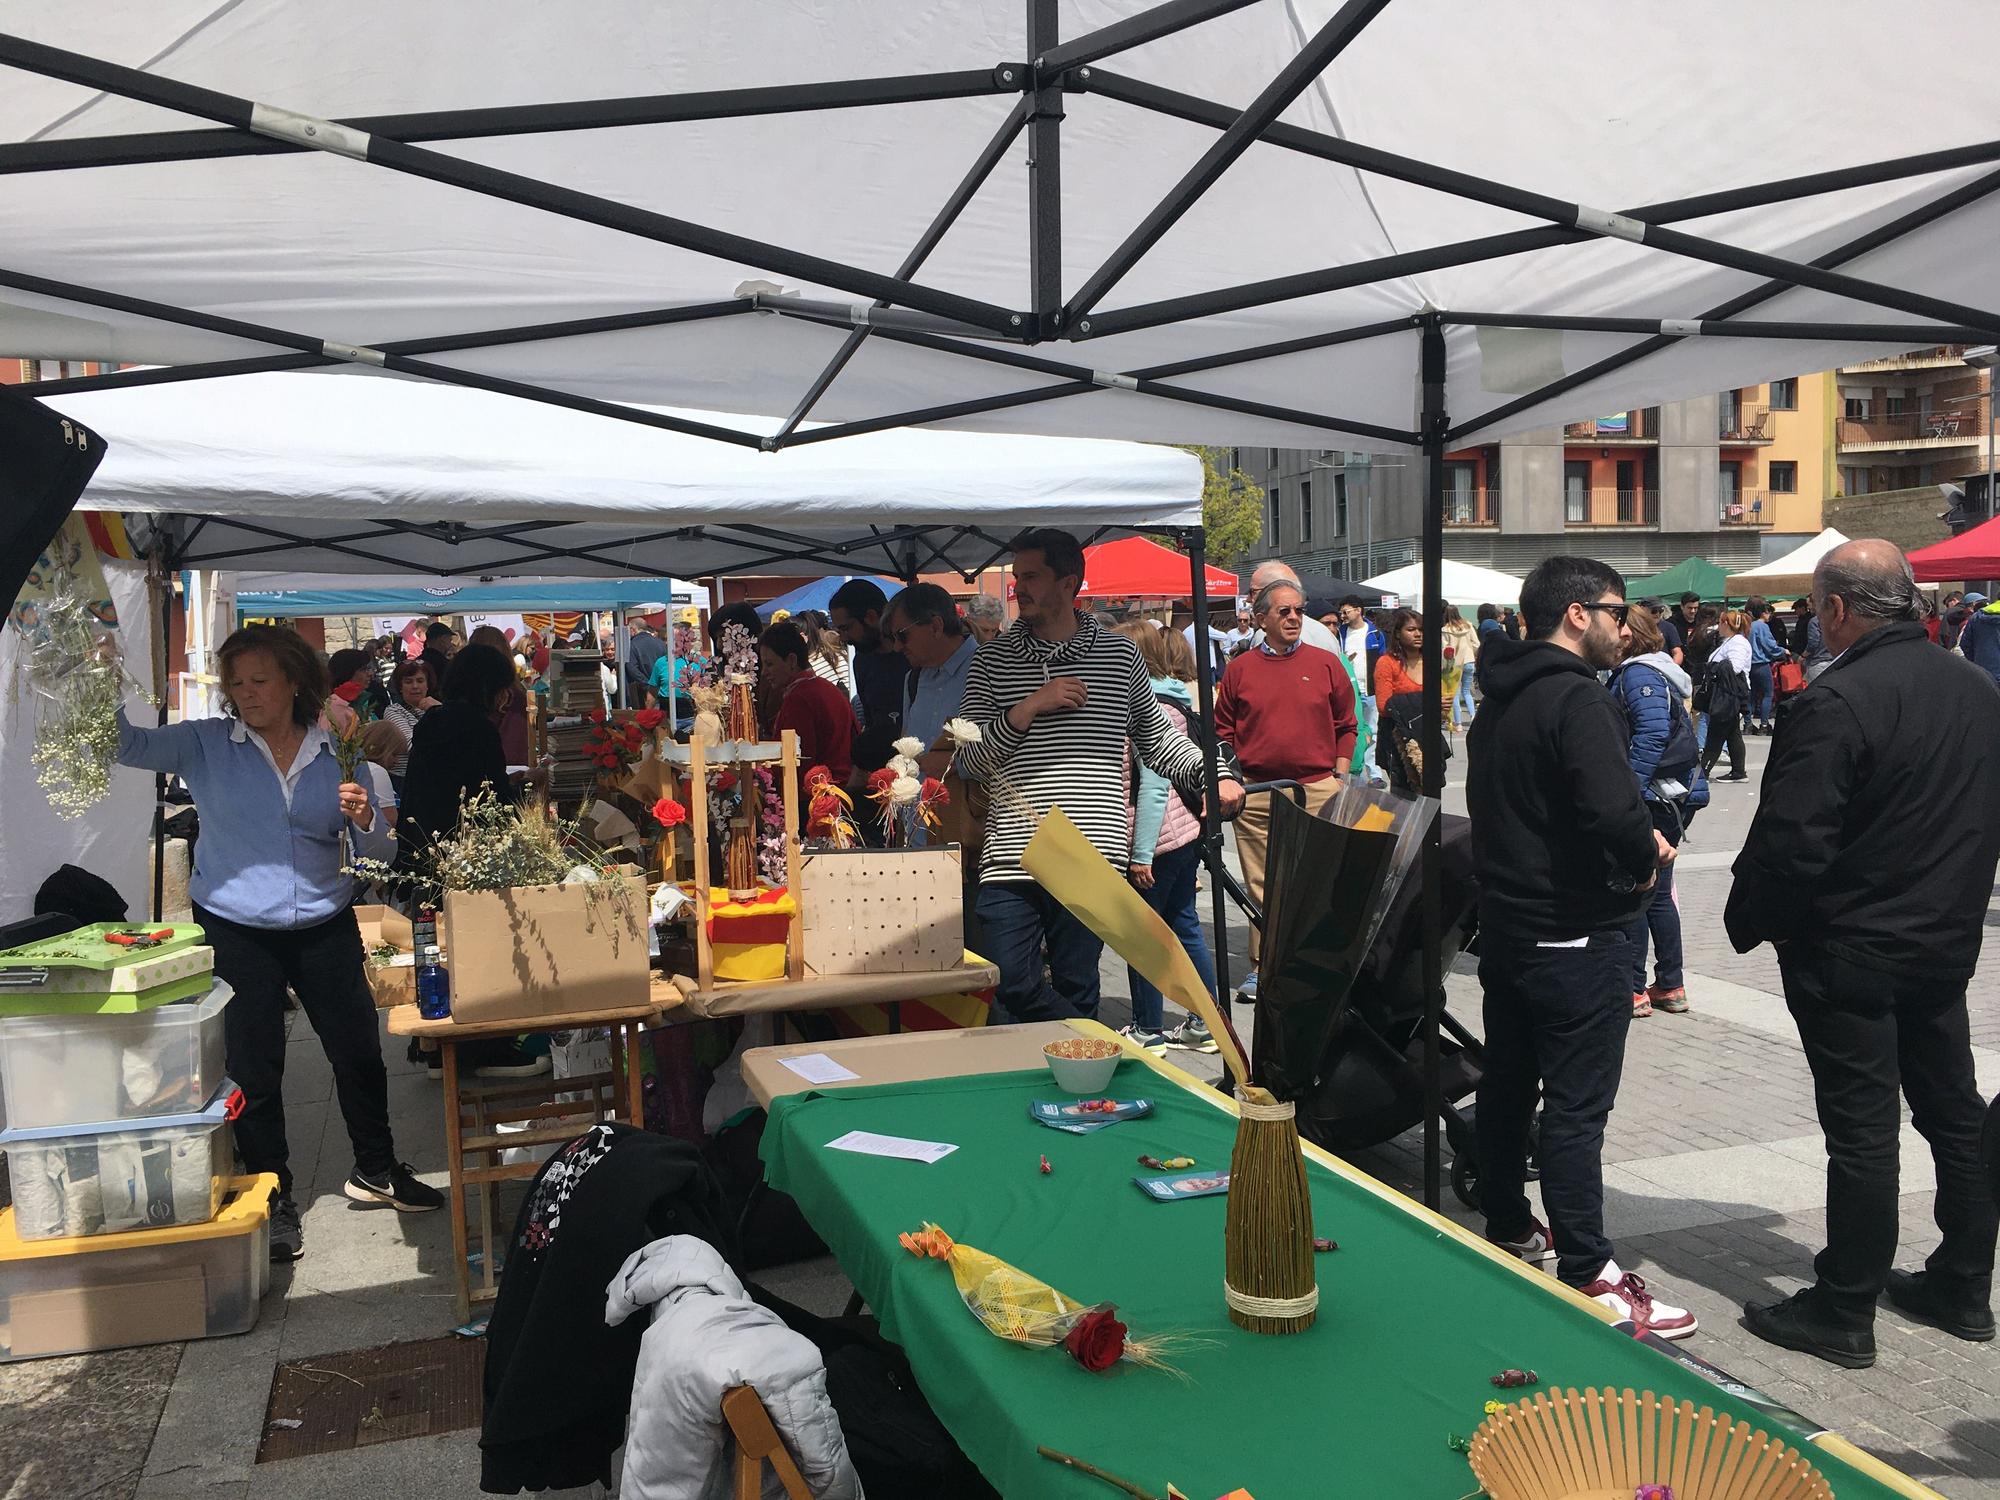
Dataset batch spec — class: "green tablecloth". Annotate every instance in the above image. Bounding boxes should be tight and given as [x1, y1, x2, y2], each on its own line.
[762, 1060, 1906, 1500]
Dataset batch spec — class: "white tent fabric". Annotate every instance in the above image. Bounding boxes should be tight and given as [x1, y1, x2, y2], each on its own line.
[1361, 558, 1520, 609]
[44, 373, 1202, 577]
[3, 2, 1999, 453]
[1723, 527, 1851, 597]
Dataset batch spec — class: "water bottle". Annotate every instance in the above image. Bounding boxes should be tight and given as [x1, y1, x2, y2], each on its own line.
[416, 944, 452, 1020]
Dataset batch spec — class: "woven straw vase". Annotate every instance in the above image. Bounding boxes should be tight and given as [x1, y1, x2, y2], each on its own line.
[1222, 1091, 1316, 1335]
[1469, 1387, 1833, 1500]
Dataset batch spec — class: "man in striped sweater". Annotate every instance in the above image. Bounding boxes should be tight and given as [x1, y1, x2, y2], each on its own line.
[954, 529, 1237, 1023]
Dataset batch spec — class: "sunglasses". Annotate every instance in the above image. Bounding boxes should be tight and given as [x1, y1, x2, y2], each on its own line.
[1579, 602, 1631, 625]
[1267, 605, 1305, 619]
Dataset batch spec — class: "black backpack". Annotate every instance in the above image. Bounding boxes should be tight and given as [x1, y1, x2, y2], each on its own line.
[1654, 687, 1701, 784]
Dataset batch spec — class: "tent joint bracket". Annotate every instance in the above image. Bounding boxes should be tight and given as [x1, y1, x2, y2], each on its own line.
[321, 340, 387, 367]
[247, 103, 370, 161]
[1575, 204, 1648, 243]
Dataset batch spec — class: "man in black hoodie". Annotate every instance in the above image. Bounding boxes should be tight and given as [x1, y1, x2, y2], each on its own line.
[1468, 556, 1695, 1339]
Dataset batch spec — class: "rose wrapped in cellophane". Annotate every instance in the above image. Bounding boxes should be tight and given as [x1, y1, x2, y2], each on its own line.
[898, 1223, 1196, 1374]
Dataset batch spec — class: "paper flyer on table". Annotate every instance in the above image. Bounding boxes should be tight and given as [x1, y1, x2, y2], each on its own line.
[824, 1129, 957, 1163]
[778, 1052, 862, 1085]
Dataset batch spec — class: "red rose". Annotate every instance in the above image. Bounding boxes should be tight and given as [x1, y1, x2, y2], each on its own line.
[1062, 1305, 1127, 1372]
[652, 797, 687, 828]
[803, 765, 832, 791]
[921, 776, 948, 805]
[714, 771, 737, 793]
[584, 708, 606, 724]
[632, 707, 666, 730]
[622, 724, 644, 747]
[866, 766, 897, 793]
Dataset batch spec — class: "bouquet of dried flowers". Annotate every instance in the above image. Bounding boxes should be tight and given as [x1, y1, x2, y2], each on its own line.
[11, 523, 148, 819]
[581, 707, 648, 780]
[352, 786, 630, 917]
[803, 765, 858, 847]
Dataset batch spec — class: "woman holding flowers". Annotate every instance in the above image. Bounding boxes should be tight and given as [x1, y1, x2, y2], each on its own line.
[115, 623, 441, 1265]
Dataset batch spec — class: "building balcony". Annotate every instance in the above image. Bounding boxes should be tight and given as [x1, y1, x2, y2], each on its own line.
[1563, 409, 1660, 443]
[1442, 488, 1501, 527]
[1718, 407, 1775, 444]
[1720, 492, 1774, 526]
[1565, 489, 1661, 527]
[1838, 345, 1971, 374]
[1838, 413, 1988, 452]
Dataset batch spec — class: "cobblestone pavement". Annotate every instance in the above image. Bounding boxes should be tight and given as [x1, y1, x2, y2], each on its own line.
[1105, 728, 2000, 1498]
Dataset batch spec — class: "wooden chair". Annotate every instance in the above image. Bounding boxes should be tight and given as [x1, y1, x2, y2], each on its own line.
[722, 1385, 813, 1500]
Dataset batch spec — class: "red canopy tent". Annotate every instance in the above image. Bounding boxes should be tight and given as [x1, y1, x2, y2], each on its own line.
[1076, 536, 1238, 601]
[1909, 517, 2000, 581]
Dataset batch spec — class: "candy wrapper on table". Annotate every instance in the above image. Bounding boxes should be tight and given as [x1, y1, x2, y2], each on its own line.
[898, 1223, 1195, 1374]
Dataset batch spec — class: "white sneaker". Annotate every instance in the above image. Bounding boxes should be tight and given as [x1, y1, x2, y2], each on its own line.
[1580, 1258, 1698, 1340]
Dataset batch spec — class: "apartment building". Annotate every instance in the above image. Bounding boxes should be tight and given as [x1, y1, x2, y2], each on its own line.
[2, 358, 114, 385]
[1235, 376, 1834, 582]
[1835, 346, 1994, 498]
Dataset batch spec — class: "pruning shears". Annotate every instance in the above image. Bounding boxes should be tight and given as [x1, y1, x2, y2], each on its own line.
[104, 927, 173, 950]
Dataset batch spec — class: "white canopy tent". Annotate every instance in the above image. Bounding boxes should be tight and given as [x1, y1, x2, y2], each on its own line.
[9, 0, 2000, 1213]
[51, 373, 1202, 579]
[1361, 558, 1520, 610]
[1723, 527, 1852, 599]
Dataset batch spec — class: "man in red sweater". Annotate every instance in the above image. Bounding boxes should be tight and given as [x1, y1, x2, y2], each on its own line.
[1213, 579, 1358, 991]
[759, 620, 857, 786]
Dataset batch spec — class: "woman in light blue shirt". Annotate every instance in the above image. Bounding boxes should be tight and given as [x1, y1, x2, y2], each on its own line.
[117, 624, 441, 1262]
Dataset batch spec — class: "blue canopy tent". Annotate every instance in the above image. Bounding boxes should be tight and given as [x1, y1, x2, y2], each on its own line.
[753, 574, 900, 622]
[232, 573, 708, 706]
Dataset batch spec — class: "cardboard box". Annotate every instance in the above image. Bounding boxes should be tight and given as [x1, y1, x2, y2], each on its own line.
[12, 1267, 207, 1358]
[799, 846, 965, 975]
[441, 871, 649, 1024]
[356, 905, 417, 1009]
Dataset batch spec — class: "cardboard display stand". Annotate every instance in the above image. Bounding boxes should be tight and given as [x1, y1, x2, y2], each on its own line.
[797, 845, 964, 974]
[441, 870, 650, 1024]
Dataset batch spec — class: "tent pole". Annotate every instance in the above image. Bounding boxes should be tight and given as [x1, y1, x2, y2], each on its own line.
[153, 544, 173, 923]
[1418, 314, 1448, 1212]
[1186, 526, 1232, 1042]
[1027, 0, 1064, 337]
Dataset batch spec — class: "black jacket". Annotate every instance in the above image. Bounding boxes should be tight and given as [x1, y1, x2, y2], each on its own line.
[1466, 636, 1658, 939]
[400, 700, 516, 854]
[481, 1124, 729, 1493]
[1726, 621, 2000, 978]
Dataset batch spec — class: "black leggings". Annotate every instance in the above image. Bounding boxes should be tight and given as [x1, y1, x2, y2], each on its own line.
[1702, 708, 1744, 776]
[197, 904, 395, 1197]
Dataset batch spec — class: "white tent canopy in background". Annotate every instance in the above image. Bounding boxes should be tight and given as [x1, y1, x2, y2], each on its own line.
[3, 2, 2000, 457]
[50, 374, 1202, 578]
[1723, 527, 1851, 598]
[1360, 558, 1521, 610]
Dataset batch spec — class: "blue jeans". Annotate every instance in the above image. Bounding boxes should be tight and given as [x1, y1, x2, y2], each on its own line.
[1749, 661, 1774, 724]
[1453, 664, 1477, 725]
[975, 881, 1104, 1023]
[1126, 840, 1217, 1030]
[1625, 808, 1683, 992]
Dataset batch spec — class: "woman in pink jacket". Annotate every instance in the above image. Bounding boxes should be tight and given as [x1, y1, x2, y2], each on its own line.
[1115, 624, 1218, 1051]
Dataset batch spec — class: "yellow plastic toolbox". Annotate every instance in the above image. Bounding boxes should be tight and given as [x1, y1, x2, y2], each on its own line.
[0, 1173, 276, 1362]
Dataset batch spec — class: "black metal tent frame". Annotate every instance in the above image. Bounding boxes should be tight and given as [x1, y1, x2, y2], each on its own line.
[8, 0, 2000, 1206]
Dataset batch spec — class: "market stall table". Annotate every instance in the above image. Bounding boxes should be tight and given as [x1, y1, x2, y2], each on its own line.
[749, 1023, 1937, 1500]
[386, 977, 682, 1320]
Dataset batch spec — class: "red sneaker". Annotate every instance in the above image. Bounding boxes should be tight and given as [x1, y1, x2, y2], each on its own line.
[1580, 1260, 1698, 1340]
[1648, 985, 1689, 1014]
[1486, 1217, 1557, 1265]
[1631, 991, 1654, 1018]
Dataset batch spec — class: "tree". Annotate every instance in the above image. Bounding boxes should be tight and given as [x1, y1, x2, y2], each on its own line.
[1172, 445, 1266, 568]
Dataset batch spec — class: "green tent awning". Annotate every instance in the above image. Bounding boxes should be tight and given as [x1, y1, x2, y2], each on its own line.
[1623, 556, 1731, 600]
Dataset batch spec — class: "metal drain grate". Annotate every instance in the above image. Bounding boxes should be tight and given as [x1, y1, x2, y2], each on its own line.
[256, 1334, 486, 1463]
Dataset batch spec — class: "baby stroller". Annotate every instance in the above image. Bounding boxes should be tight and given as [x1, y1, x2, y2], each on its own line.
[1243, 789, 1530, 1209]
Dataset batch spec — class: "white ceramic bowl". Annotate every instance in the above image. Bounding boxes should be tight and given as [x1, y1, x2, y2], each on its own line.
[1042, 1037, 1121, 1094]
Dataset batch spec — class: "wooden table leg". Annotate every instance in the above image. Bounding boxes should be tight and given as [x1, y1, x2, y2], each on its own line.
[624, 1021, 646, 1130]
[441, 1038, 471, 1325]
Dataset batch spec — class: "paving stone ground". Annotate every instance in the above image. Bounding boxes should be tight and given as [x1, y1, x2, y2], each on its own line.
[7, 723, 1999, 1497]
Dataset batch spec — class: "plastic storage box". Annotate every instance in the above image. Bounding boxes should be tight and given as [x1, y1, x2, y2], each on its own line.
[0, 1174, 275, 1361]
[0, 979, 232, 1129]
[0, 1082, 241, 1240]
[0, 923, 210, 1016]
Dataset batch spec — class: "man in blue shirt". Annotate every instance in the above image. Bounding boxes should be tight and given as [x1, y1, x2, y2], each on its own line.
[889, 582, 979, 767]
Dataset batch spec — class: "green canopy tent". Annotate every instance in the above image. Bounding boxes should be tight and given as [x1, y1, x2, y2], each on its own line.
[1623, 556, 1731, 600]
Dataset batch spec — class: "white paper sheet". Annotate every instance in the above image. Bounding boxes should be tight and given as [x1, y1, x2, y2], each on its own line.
[778, 1052, 862, 1085]
[824, 1129, 956, 1164]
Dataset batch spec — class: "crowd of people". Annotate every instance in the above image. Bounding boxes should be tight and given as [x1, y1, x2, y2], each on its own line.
[117, 537, 2000, 1359]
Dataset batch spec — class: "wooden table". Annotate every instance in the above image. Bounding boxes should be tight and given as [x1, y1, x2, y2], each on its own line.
[673, 953, 999, 1020]
[743, 1019, 1071, 1107]
[387, 977, 682, 1320]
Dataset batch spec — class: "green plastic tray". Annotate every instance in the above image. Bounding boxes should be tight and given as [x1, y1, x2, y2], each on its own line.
[0, 923, 206, 973]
